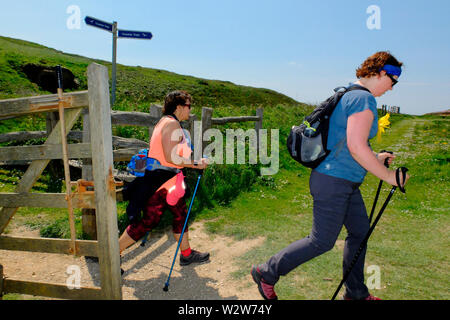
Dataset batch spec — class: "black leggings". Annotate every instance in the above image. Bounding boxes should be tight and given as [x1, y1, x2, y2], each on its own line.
[259, 170, 370, 299]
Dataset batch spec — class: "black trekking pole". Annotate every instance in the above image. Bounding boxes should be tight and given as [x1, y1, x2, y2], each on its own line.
[369, 150, 393, 224]
[331, 166, 408, 300]
[163, 169, 203, 292]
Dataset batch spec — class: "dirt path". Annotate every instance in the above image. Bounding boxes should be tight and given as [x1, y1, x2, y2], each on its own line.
[0, 222, 264, 300]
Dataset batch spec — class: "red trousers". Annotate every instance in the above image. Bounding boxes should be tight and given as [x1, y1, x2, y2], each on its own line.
[126, 188, 188, 241]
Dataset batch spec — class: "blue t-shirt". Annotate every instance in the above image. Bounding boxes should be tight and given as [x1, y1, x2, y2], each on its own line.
[315, 84, 378, 183]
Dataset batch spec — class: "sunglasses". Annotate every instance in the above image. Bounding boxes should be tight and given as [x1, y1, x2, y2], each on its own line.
[386, 73, 398, 87]
[183, 103, 191, 109]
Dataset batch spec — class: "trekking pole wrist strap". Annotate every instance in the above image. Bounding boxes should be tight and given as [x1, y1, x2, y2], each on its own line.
[395, 167, 408, 193]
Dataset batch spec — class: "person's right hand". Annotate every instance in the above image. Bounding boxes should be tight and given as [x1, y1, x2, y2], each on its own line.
[386, 169, 410, 188]
[194, 158, 209, 170]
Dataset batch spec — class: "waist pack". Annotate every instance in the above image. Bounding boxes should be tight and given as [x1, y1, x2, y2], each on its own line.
[287, 85, 370, 169]
[127, 149, 179, 176]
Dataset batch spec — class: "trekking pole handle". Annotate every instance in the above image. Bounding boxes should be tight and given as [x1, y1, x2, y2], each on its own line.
[379, 150, 393, 168]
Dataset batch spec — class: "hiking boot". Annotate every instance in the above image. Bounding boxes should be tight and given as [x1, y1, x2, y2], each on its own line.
[251, 265, 278, 300]
[344, 294, 382, 300]
[179, 249, 210, 266]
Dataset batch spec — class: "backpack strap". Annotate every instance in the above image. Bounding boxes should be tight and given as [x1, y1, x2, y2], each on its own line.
[346, 84, 371, 94]
[331, 84, 372, 158]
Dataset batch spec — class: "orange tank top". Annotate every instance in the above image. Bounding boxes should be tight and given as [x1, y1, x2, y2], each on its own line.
[148, 116, 192, 191]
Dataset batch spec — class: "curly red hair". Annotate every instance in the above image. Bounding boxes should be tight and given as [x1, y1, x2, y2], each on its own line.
[356, 51, 403, 78]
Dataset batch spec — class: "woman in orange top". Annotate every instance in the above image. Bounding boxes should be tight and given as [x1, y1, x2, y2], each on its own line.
[119, 90, 209, 270]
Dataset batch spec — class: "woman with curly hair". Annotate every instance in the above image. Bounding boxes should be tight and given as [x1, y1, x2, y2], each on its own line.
[251, 51, 409, 300]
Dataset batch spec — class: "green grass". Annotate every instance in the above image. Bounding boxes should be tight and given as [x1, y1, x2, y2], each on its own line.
[0, 35, 298, 109]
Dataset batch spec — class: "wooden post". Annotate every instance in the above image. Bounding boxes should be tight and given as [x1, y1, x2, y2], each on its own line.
[255, 108, 263, 152]
[188, 113, 197, 151]
[0, 264, 4, 299]
[201, 107, 213, 156]
[81, 108, 97, 240]
[148, 104, 163, 138]
[56, 67, 77, 255]
[87, 63, 122, 300]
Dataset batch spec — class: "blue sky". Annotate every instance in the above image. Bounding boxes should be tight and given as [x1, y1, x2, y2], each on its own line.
[1, 0, 449, 115]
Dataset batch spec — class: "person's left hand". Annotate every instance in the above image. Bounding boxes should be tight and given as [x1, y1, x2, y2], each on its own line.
[377, 152, 396, 167]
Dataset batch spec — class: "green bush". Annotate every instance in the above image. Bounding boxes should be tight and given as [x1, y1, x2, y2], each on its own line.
[39, 214, 82, 239]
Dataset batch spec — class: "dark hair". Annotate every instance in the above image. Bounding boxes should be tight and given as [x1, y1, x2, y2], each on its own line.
[163, 90, 192, 115]
[356, 51, 403, 78]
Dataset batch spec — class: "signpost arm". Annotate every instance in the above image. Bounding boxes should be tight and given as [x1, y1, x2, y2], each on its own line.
[84, 16, 152, 108]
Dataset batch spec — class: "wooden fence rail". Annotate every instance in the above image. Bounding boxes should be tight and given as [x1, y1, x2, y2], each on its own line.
[0, 91, 89, 118]
[3, 279, 103, 300]
[0, 192, 96, 209]
[111, 110, 159, 127]
[0, 235, 98, 256]
[200, 107, 263, 152]
[0, 107, 263, 154]
[211, 115, 260, 124]
[0, 143, 92, 161]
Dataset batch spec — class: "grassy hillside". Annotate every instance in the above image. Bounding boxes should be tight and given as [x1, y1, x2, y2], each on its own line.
[0, 35, 299, 109]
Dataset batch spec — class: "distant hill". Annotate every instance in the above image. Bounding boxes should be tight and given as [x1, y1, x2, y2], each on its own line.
[0, 35, 301, 111]
[425, 109, 450, 116]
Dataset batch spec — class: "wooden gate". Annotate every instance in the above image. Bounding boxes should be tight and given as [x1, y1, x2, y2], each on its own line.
[0, 63, 122, 300]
